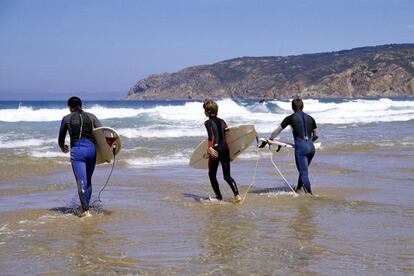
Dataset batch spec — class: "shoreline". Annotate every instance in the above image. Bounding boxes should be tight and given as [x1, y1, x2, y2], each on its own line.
[1, 97, 413, 274]
[1, 148, 413, 274]
[1, 145, 412, 210]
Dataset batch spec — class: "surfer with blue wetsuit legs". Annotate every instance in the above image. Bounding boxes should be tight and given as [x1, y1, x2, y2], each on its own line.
[58, 97, 102, 217]
[269, 98, 318, 194]
[203, 99, 242, 203]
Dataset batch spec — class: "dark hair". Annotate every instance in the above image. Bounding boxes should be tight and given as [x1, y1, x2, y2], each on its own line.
[203, 99, 218, 116]
[67, 96, 82, 109]
[292, 98, 304, 112]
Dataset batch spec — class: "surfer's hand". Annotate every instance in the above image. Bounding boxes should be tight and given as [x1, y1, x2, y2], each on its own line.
[208, 147, 218, 158]
[312, 135, 319, 142]
[61, 145, 69, 153]
[258, 139, 268, 148]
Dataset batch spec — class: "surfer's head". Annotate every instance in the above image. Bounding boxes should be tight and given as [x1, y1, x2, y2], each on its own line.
[292, 98, 304, 112]
[67, 96, 82, 111]
[203, 99, 218, 117]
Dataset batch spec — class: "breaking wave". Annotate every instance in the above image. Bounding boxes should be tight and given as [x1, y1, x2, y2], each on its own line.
[0, 98, 412, 126]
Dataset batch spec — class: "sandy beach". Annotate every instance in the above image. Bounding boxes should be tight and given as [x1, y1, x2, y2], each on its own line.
[1, 144, 413, 275]
[1, 99, 413, 274]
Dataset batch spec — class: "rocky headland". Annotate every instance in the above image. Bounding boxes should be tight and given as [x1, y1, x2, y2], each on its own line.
[126, 44, 414, 100]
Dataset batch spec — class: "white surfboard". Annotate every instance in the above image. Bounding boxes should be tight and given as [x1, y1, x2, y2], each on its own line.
[93, 127, 122, 165]
[258, 138, 321, 149]
[261, 138, 294, 148]
[189, 124, 257, 169]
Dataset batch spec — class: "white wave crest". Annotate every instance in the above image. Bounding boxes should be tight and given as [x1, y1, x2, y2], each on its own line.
[99, 98, 414, 138]
[0, 98, 413, 126]
[0, 106, 68, 122]
[118, 127, 204, 138]
[125, 153, 188, 168]
[0, 138, 55, 149]
[30, 151, 68, 158]
[150, 98, 414, 126]
[272, 98, 414, 124]
[0, 105, 144, 122]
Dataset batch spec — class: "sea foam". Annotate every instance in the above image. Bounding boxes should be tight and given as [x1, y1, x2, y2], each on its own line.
[125, 154, 189, 168]
[0, 138, 55, 149]
[0, 99, 413, 126]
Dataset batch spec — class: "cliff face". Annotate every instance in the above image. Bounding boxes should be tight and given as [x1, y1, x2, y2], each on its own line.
[126, 44, 414, 100]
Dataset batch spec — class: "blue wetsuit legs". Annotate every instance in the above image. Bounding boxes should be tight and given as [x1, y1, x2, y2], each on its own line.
[71, 139, 96, 211]
[294, 139, 315, 194]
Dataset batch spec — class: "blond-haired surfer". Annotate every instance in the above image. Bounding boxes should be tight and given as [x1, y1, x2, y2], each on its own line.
[203, 99, 241, 203]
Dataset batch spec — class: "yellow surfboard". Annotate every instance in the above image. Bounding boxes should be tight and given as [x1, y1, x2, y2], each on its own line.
[93, 127, 122, 165]
[189, 124, 257, 169]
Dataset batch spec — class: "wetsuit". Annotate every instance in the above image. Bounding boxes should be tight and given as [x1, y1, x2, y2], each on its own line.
[58, 108, 102, 211]
[280, 111, 317, 194]
[204, 116, 239, 200]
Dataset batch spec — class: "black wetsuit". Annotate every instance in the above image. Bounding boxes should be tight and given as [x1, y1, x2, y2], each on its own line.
[204, 116, 239, 200]
[281, 111, 317, 194]
[58, 109, 101, 148]
[58, 108, 102, 211]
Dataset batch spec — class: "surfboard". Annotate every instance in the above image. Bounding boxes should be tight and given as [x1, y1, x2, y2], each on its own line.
[258, 138, 321, 149]
[189, 124, 257, 169]
[93, 127, 122, 165]
[259, 138, 294, 148]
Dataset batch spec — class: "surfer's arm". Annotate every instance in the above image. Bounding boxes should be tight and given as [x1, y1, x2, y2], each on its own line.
[311, 117, 318, 142]
[223, 120, 230, 132]
[58, 117, 69, 153]
[204, 121, 213, 146]
[205, 121, 218, 158]
[269, 125, 283, 140]
[269, 115, 291, 140]
[87, 113, 102, 128]
[94, 118, 102, 128]
[312, 128, 319, 142]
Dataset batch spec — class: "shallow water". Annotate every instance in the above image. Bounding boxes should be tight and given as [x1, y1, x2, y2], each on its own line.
[1, 147, 413, 275]
[1, 98, 414, 274]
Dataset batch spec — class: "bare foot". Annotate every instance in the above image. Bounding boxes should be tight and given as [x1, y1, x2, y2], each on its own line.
[234, 195, 242, 203]
[80, 210, 92, 218]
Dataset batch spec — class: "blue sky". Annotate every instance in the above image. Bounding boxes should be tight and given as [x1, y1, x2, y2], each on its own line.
[0, 0, 413, 100]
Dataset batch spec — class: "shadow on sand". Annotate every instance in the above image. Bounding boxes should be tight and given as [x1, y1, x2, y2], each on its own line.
[183, 193, 212, 201]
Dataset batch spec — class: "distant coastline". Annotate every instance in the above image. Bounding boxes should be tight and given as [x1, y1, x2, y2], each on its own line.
[125, 44, 414, 100]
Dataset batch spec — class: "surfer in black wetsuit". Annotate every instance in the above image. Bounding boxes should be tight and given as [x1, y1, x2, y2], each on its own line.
[269, 98, 318, 194]
[58, 97, 102, 217]
[203, 99, 241, 203]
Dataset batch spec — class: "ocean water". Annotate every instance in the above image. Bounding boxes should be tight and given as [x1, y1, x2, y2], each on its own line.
[1, 98, 414, 274]
[0, 98, 413, 173]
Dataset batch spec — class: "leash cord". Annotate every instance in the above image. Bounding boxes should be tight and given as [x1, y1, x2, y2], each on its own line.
[93, 146, 116, 204]
[269, 152, 296, 193]
[241, 149, 261, 204]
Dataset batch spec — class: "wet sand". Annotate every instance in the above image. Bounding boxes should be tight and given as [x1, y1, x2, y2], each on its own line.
[1, 148, 414, 275]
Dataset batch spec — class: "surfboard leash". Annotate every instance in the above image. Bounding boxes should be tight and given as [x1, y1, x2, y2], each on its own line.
[241, 138, 262, 204]
[93, 144, 117, 205]
[258, 137, 297, 194]
[269, 153, 296, 193]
